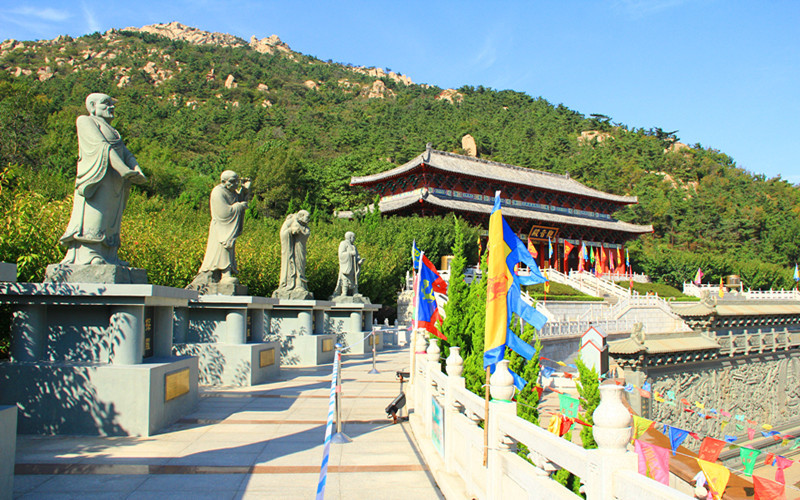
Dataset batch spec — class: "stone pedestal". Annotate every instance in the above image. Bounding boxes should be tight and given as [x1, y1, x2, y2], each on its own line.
[44, 263, 148, 284]
[326, 302, 381, 355]
[0, 405, 16, 499]
[0, 262, 16, 283]
[0, 283, 198, 436]
[269, 300, 336, 366]
[173, 295, 280, 386]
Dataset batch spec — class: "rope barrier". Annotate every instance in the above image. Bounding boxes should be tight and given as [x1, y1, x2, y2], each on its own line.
[315, 345, 341, 500]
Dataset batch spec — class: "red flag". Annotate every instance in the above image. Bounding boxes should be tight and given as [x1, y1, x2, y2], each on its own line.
[774, 456, 793, 484]
[754, 476, 786, 499]
[699, 437, 726, 462]
[598, 244, 608, 276]
[563, 241, 574, 272]
[527, 236, 538, 258]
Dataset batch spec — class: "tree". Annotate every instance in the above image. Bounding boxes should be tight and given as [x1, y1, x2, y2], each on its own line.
[439, 216, 471, 365]
[575, 356, 600, 449]
[463, 251, 488, 397]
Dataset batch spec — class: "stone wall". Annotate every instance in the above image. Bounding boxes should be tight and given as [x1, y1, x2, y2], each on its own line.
[636, 352, 800, 440]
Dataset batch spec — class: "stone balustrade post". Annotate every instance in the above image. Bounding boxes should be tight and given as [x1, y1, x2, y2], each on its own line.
[584, 384, 635, 500]
[488, 359, 517, 499]
[444, 346, 464, 474]
[424, 337, 441, 439]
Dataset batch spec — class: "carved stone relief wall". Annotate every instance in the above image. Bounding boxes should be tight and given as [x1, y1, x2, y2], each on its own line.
[642, 353, 800, 444]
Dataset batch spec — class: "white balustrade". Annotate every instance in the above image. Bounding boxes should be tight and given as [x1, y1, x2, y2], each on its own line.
[408, 344, 689, 499]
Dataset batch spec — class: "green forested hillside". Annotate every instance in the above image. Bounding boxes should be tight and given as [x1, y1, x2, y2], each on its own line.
[1, 26, 798, 295]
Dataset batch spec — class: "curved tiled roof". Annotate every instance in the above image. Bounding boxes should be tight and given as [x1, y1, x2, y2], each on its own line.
[351, 148, 639, 204]
[378, 190, 653, 234]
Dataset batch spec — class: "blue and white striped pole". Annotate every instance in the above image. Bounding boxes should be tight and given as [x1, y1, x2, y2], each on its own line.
[316, 344, 341, 500]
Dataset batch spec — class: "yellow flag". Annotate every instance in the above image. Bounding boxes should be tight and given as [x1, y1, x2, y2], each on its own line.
[547, 414, 562, 435]
[694, 401, 705, 410]
[718, 277, 725, 298]
[698, 459, 730, 500]
[632, 416, 654, 440]
[762, 423, 773, 431]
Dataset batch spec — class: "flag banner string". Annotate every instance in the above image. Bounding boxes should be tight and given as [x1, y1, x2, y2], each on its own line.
[635, 439, 800, 495]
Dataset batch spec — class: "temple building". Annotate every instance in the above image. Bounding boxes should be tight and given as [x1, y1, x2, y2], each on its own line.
[350, 144, 653, 271]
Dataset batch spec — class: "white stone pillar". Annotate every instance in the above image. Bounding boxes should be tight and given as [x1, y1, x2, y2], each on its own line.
[488, 359, 517, 499]
[11, 304, 47, 362]
[226, 309, 247, 344]
[350, 311, 362, 334]
[298, 309, 313, 335]
[153, 306, 174, 357]
[424, 337, 440, 438]
[173, 307, 188, 344]
[585, 384, 635, 500]
[110, 305, 144, 365]
[250, 309, 265, 342]
[444, 346, 464, 474]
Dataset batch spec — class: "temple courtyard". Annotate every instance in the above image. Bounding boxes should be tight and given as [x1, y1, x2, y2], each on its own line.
[10, 347, 443, 499]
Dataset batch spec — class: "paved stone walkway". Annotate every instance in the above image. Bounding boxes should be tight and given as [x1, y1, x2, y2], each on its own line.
[12, 346, 444, 499]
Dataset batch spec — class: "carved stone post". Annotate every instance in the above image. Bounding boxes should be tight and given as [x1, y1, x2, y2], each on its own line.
[584, 384, 635, 500]
[488, 359, 516, 499]
[424, 337, 441, 439]
[444, 346, 464, 474]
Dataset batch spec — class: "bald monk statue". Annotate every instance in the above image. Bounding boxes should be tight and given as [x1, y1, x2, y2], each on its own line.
[187, 170, 250, 294]
[331, 231, 369, 303]
[45, 93, 148, 283]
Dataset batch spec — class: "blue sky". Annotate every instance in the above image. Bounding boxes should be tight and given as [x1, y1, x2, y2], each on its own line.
[2, 0, 798, 183]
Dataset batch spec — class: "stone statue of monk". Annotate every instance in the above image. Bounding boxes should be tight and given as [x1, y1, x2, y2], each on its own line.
[273, 210, 313, 300]
[56, 93, 146, 269]
[187, 170, 250, 294]
[331, 231, 369, 303]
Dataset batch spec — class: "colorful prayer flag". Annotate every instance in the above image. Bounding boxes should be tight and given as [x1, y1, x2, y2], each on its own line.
[414, 252, 448, 340]
[694, 268, 704, 285]
[719, 277, 725, 298]
[698, 458, 730, 500]
[632, 416, 654, 440]
[740, 447, 760, 477]
[563, 240, 574, 271]
[527, 236, 537, 259]
[665, 426, 690, 455]
[559, 393, 580, 418]
[699, 437, 726, 463]
[754, 476, 786, 499]
[635, 440, 670, 485]
[484, 193, 548, 389]
[794, 263, 799, 283]
[774, 456, 793, 484]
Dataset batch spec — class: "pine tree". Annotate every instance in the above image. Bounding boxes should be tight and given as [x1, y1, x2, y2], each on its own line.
[462, 251, 488, 397]
[440, 216, 471, 361]
[575, 356, 600, 450]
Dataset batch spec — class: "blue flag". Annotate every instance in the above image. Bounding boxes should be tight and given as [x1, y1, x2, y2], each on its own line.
[794, 263, 799, 282]
[665, 425, 690, 455]
[724, 435, 738, 443]
[415, 253, 447, 340]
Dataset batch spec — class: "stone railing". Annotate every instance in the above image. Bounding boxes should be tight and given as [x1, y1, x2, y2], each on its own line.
[408, 331, 690, 499]
[741, 289, 800, 301]
[717, 330, 800, 356]
[568, 271, 632, 299]
[599, 272, 651, 284]
[540, 318, 634, 338]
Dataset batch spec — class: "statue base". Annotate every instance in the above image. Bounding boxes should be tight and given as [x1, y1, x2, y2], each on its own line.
[272, 288, 314, 300]
[330, 294, 371, 304]
[186, 271, 248, 295]
[44, 264, 148, 284]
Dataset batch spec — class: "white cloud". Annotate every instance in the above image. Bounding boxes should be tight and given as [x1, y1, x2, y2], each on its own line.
[8, 6, 71, 22]
[81, 1, 100, 33]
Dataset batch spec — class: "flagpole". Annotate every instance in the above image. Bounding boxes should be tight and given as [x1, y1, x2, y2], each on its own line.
[483, 366, 490, 466]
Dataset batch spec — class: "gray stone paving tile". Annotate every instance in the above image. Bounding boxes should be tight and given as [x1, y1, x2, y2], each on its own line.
[127, 491, 238, 500]
[24, 473, 148, 493]
[12, 474, 54, 495]
[134, 473, 247, 492]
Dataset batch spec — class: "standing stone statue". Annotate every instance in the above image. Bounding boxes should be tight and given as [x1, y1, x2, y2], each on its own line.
[45, 93, 148, 283]
[273, 210, 313, 300]
[187, 170, 250, 295]
[331, 231, 369, 303]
